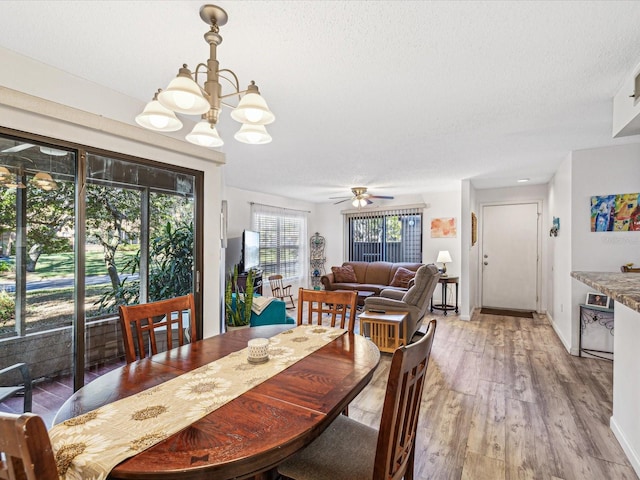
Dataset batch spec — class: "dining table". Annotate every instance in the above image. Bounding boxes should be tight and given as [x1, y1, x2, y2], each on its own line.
[53, 324, 380, 480]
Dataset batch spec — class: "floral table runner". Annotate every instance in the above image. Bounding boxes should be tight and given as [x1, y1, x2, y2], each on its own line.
[49, 325, 346, 480]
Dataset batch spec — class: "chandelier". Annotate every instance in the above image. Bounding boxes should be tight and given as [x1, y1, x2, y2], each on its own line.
[135, 4, 275, 147]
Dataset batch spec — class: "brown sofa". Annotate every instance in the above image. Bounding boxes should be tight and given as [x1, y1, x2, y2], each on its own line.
[321, 261, 424, 296]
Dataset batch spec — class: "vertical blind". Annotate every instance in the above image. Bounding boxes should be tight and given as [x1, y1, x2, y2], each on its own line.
[251, 203, 308, 282]
[345, 207, 423, 263]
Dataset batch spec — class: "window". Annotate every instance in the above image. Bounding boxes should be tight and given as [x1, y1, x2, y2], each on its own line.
[251, 203, 308, 282]
[345, 207, 422, 262]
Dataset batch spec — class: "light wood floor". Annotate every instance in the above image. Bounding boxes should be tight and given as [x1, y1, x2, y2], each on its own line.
[350, 311, 638, 480]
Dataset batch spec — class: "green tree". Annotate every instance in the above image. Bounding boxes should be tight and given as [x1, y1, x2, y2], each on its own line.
[97, 220, 194, 314]
[148, 221, 194, 301]
[85, 184, 140, 290]
[0, 182, 75, 268]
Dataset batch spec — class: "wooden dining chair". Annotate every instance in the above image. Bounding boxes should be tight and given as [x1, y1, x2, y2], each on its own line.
[268, 274, 295, 308]
[118, 293, 197, 364]
[278, 319, 437, 480]
[0, 412, 58, 480]
[296, 288, 358, 333]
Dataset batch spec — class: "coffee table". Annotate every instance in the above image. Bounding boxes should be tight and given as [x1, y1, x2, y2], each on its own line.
[359, 310, 409, 353]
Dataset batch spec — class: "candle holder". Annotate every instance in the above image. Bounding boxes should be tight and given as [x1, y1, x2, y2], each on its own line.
[247, 338, 269, 364]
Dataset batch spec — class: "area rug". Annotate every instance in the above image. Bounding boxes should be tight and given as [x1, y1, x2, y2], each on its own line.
[480, 308, 534, 319]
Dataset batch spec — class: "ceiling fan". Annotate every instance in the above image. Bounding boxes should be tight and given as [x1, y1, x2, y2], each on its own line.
[330, 187, 394, 207]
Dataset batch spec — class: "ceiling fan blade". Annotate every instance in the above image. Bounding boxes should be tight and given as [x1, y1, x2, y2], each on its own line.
[329, 196, 350, 199]
[333, 198, 351, 205]
[366, 198, 373, 205]
[369, 195, 394, 199]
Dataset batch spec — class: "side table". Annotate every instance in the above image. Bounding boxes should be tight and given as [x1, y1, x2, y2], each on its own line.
[430, 276, 459, 316]
[359, 310, 409, 353]
[579, 304, 614, 360]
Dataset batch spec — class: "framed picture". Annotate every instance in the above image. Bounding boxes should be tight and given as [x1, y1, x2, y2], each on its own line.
[430, 217, 457, 238]
[471, 212, 477, 246]
[585, 292, 612, 309]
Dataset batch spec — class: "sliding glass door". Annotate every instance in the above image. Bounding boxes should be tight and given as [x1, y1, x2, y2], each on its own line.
[0, 128, 202, 394]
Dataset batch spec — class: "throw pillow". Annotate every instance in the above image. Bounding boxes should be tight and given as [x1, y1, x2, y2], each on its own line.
[332, 265, 357, 283]
[390, 267, 415, 288]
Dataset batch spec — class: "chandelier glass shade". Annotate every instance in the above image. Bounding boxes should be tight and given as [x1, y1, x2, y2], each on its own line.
[136, 4, 274, 147]
[135, 90, 183, 132]
[234, 124, 272, 145]
[186, 121, 224, 147]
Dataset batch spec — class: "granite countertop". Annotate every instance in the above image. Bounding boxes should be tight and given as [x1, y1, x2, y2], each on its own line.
[571, 271, 640, 313]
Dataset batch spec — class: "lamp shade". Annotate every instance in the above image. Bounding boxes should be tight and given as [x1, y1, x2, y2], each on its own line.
[32, 172, 58, 190]
[186, 121, 224, 147]
[230, 92, 275, 125]
[158, 75, 210, 115]
[0, 166, 11, 182]
[437, 250, 452, 264]
[135, 99, 183, 132]
[234, 124, 272, 145]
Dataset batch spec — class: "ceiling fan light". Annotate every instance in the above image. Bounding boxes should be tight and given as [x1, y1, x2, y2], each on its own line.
[135, 99, 183, 132]
[234, 124, 272, 145]
[231, 91, 275, 125]
[158, 69, 210, 115]
[39, 146, 68, 156]
[186, 121, 224, 147]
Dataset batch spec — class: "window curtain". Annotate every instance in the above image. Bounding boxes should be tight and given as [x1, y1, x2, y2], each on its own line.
[344, 207, 423, 263]
[251, 203, 309, 292]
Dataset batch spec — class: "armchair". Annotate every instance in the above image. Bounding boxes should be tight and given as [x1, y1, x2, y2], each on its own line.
[364, 264, 440, 342]
[0, 362, 33, 412]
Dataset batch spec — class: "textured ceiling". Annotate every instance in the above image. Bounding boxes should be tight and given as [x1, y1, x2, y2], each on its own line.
[1, 1, 640, 202]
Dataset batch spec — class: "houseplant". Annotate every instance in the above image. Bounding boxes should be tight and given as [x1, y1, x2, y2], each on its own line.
[225, 265, 255, 327]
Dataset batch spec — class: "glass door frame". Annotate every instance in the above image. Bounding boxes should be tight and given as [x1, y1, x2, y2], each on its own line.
[0, 126, 204, 391]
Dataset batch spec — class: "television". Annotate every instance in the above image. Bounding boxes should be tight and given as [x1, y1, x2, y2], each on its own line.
[240, 230, 260, 272]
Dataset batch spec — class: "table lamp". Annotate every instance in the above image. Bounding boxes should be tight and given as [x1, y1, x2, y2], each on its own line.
[437, 250, 452, 276]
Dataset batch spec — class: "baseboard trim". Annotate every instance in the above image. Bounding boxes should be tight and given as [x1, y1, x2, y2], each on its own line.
[546, 312, 573, 354]
[611, 415, 640, 477]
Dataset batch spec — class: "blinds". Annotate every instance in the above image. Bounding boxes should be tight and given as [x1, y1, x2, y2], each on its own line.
[251, 203, 308, 282]
[345, 207, 423, 263]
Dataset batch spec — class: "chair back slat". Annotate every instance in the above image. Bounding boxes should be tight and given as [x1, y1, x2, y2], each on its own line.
[296, 288, 358, 332]
[374, 319, 437, 480]
[0, 413, 58, 480]
[119, 294, 197, 364]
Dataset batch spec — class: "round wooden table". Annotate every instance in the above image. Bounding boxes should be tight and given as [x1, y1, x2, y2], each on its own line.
[54, 325, 380, 480]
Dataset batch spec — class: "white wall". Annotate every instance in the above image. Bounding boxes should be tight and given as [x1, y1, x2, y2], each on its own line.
[547, 156, 573, 350]
[570, 143, 640, 271]
[564, 143, 640, 353]
[462, 180, 479, 320]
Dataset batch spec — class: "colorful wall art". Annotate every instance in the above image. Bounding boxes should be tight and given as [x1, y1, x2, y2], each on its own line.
[431, 217, 457, 238]
[590, 193, 640, 232]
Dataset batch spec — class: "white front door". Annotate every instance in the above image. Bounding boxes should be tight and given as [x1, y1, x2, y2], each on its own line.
[481, 203, 539, 311]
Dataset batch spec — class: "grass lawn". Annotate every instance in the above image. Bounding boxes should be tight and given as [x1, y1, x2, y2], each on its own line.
[0, 284, 114, 335]
[1, 248, 138, 280]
